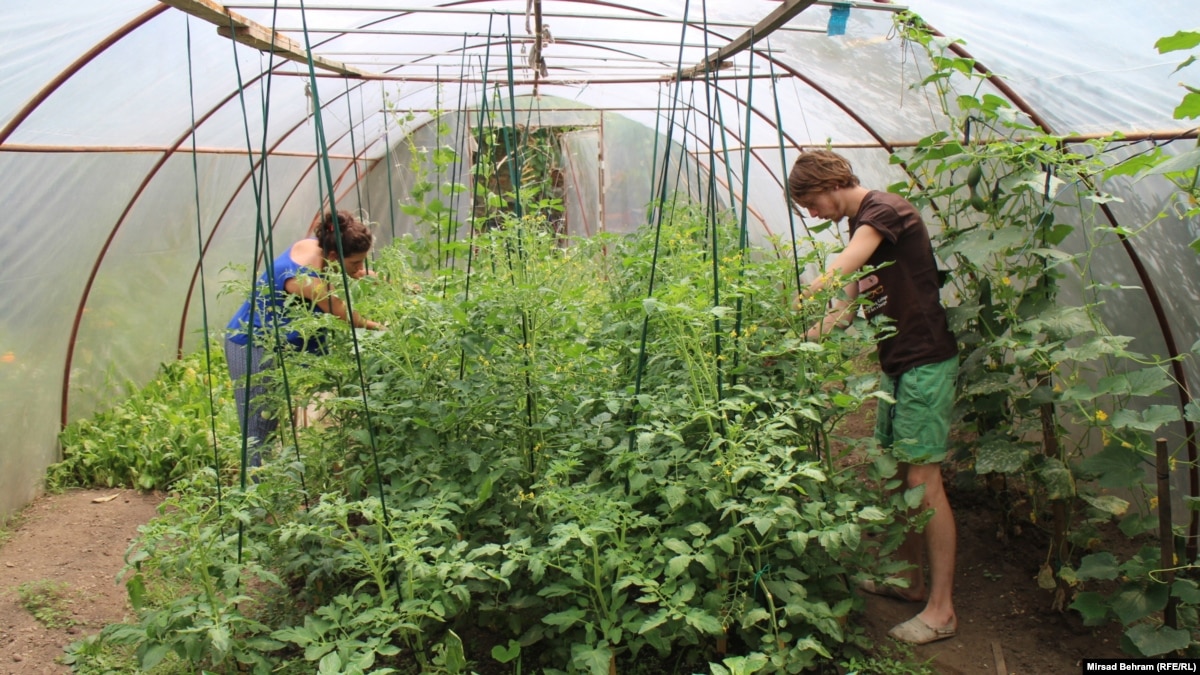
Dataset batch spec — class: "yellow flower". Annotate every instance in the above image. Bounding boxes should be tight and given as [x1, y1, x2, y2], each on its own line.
[1149, 497, 1159, 510]
[1001, 276, 1012, 286]
[1095, 409, 1108, 422]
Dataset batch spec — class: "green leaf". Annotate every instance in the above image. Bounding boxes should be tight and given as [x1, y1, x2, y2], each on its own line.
[1127, 366, 1174, 397]
[1125, 623, 1192, 657]
[683, 609, 725, 635]
[667, 554, 692, 577]
[571, 644, 613, 675]
[974, 436, 1030, 474]
[442, 630, 467, 673]
[719, 654, 770, 675]
[1111, 583, 1168, 624]
[1080, 494, 1129, 517]
[1172, 579, 1200, 604]
[139, 643, 171, 671]
[1119, 512, 1159, 538]
[1156, 30, 1200, 54]
[740, 607, 771, 628]
[1037, 458, 1075, 500]
[491, 639, 521, 664]
[1187, 401, 1200, 424]
[857, 506, 888, 521]
[208, 626, 232, 660]
[637, 609, 670, 634]
[1081, 444, 1145, 489]
[1176, 92, 1200, 120]
[1076, 552, 1120, 580]
[543, 608, 586, 627]
[126, 573, 146, 610]
[318, 651, 343, 675]
[1069, 591, 1109, 626]
[903, 485, 926, 510]
[476, 475, 494, 504]
[1111, 405, 1181, 432]
[1143, 147, 1200, 176]
[663, 485, 687, 509]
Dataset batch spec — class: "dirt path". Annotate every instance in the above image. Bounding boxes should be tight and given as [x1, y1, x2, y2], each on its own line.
[0, 489, 162, 675]
[858, 487, 1127, 673]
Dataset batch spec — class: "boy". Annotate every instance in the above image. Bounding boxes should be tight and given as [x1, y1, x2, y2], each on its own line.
[789, 150, 959, 645]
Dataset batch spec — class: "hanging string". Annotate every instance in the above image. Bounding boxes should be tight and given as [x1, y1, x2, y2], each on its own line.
[628, 0, 692, 437]
[459, 25, 496, 379]
[184, 17, 225, 522]
[258, 16, 315, 511]
[356, 83, 372, 219]
[344, 80, 364, 212]
[766, 37, 805, 297]
[730, 35, 755, 386]
[381, 81, 397, 240]
[698, 1, 727, 408]
[296, 0, 400, 594]
[443, 34, 473, 274]
[764, 38, 821, 464]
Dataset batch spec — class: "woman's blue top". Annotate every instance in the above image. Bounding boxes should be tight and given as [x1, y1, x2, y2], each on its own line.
[226, 242, 327, 353]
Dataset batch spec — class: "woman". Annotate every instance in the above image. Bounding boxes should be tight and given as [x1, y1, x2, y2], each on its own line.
[225, 209, 382, 466]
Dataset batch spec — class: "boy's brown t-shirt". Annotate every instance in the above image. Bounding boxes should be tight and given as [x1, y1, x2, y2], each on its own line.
[849, 190, 958, 377]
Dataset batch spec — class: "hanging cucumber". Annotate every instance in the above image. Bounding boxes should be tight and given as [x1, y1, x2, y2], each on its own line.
[966, 163, 984, 190]
[966, 162, 988, 211]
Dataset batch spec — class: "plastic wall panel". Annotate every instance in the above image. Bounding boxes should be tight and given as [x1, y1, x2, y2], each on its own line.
[11, 10, 223, 147]
[0, 0, 147, 133]
[768, 11, 946, 146]
[908, 0, 1199, 136]
[272, 76, 360, 156]
[561, 129, 602, 237]
[0, 150, 159, 514]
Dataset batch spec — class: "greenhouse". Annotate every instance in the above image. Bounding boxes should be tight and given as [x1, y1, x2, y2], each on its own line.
[1, 0, 1198, 672]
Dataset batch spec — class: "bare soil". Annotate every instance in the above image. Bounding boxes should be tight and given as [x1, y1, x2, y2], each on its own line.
[0, 489, 162, 675]
[0, 480, 1127, 674]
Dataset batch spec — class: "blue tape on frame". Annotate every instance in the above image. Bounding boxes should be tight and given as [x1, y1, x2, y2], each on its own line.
[827, 3, 850, 36]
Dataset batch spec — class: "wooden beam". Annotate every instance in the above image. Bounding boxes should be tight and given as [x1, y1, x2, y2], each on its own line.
[160, 0, 368, 77]
[675, 0, 820, 81]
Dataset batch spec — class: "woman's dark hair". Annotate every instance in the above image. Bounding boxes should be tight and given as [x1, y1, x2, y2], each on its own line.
[313, 209, 373, 257]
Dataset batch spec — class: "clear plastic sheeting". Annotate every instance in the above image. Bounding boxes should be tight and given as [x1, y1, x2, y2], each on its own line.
[908, 0, 1198, 136]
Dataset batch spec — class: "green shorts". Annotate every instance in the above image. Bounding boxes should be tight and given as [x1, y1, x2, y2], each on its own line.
[875, 356, 958, 465]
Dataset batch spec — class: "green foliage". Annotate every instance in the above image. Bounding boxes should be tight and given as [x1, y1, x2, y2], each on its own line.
[49, 350, 241, 492]
[91, 188, 915, 673]
[898, 15, 1200, 658]
[17, 579, 75, 629]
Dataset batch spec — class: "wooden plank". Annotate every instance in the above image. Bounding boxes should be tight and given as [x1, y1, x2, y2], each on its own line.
[675, 0, 820, 80]
[991, 640, 1008, 675]
[161, 0, 368, 77]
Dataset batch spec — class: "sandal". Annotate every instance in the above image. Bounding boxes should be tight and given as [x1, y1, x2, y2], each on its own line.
[888, 616, 957, 645]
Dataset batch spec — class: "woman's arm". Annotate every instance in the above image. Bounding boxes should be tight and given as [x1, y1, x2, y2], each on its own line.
[284, 275, 382, 330]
